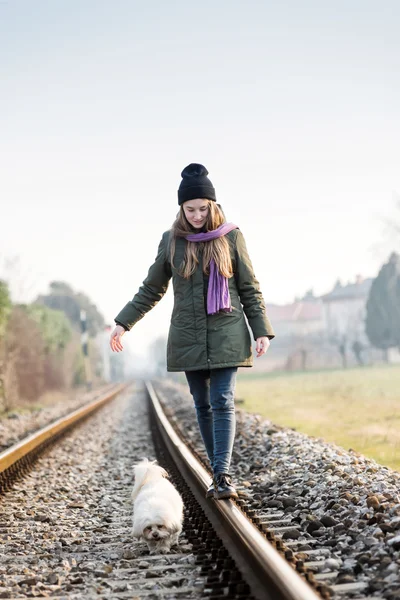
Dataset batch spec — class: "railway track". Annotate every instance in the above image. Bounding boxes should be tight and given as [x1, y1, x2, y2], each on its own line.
[0, 380, 398, 599]
[154, 380, 400, 600]
[0, 383, 127, 487]
[147, 381, 320, 600]
[0, 381, 324, 599]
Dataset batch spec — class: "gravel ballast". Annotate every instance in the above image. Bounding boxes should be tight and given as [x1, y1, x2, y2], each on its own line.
[0, 385, 115, 452]
[155, 378, 400, 599]
[0, 384, 206, 599]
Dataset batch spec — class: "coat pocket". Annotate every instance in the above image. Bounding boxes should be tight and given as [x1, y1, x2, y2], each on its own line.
[207, 306, 243, 330]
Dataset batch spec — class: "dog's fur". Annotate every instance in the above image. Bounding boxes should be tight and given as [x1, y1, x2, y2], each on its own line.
[131, 458, 184, 554]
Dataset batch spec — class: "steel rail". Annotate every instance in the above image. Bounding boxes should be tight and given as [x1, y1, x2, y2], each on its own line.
[146, 380, 321, 600]
[0, 383, 127, 475]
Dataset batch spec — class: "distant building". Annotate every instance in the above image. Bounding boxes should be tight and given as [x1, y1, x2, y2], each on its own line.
[262, 276, 386, 371]
[267, 297, 324, 339]
[260, 292, 324, 371]
[321, 275, 373, 347]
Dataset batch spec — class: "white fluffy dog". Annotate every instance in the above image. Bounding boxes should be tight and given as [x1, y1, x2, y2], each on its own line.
[131, 458, 184, 554]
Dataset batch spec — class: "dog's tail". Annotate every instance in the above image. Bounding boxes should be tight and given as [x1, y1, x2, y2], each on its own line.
[131, 458, 168, 501]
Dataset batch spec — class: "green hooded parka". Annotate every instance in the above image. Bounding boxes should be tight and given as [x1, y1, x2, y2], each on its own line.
[115, 228, 275, 372]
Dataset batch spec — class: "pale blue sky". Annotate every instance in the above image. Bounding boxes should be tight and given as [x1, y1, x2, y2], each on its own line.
[1, 0, 399, 355]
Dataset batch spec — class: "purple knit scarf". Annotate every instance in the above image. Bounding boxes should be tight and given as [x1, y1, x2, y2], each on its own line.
[186, 222, 238, 315]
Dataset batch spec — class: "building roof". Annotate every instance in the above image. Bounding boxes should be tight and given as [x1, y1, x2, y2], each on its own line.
[267, 301, 323, 322]
[321, 277, 373, 302]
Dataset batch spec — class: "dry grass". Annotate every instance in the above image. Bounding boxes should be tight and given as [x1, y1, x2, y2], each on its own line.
[236, 364, 400, 471]
[0, 387, 88, 418]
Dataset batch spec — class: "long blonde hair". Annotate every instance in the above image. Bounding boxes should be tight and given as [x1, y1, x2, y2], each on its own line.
[169, 201, 233, 279]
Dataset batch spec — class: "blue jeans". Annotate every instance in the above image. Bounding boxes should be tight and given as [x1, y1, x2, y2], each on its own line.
[185, 367, 237, 476]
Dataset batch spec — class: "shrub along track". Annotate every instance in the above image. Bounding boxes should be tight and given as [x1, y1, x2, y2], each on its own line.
[0, 381, 323, 600]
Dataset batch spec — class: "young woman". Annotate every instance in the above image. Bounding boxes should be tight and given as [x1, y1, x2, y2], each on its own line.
[110, 163, 275, 500]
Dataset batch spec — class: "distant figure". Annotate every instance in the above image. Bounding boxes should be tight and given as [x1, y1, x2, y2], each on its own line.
[110, 163, 275, 500]
[352, 340, 365, 366]
[300, 348, 308, 371]
[339, 338, 347, 368]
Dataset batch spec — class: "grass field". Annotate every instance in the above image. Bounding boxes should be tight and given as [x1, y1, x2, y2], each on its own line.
[236, 364, 400, 471]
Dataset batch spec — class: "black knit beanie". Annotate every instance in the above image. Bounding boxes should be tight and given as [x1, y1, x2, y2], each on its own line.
[177, 163, 216, 205]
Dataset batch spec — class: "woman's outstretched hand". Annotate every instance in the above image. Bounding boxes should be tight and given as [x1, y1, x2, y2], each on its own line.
[110, 325, 126, 352]
[255, 337, 270, 358]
